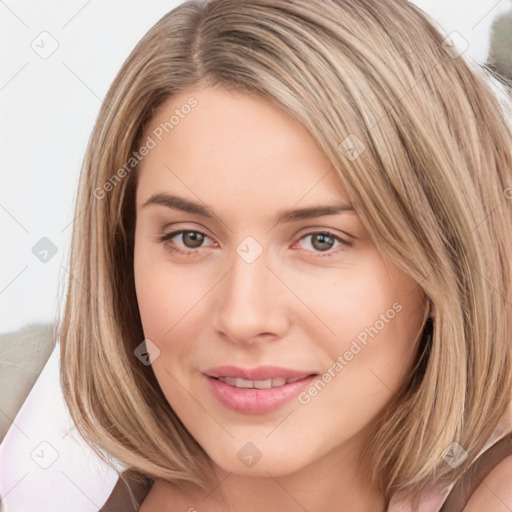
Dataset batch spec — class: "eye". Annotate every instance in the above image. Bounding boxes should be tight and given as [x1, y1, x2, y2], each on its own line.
[157, 229, 216, 257]
[155, 229, 352, 259]
[295, 231, 351, 257]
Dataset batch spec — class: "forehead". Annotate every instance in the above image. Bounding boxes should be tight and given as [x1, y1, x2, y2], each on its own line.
[136, 87, 350, 214]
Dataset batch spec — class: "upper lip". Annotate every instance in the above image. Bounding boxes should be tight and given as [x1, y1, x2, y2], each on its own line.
[204, 365, 316, 381]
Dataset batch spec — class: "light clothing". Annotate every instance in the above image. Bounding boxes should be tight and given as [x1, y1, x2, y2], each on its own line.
[0, 347, 120, 512]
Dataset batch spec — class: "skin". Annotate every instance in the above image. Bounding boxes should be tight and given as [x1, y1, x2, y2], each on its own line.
[133, 85, 427, 512]
[463, 455, 512, 510]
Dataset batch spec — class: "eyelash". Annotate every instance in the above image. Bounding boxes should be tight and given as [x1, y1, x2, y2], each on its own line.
[156, 229, 352, 259]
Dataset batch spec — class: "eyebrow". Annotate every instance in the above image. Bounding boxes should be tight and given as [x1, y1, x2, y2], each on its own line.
[141, 193, 355, 224]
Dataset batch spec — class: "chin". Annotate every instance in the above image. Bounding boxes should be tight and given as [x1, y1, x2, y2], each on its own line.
[204, 440, 316, 478]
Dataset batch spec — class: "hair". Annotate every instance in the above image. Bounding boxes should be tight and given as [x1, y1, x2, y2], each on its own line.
[59, 0, 512, 505]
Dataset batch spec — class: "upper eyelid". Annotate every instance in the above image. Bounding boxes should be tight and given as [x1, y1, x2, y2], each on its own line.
[159, 220, 355, 238]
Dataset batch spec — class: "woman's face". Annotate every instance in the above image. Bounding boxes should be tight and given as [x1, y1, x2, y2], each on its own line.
[133, 86, 426, 478]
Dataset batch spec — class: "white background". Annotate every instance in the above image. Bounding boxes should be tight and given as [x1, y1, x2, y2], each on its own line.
[1, 0, 511, 334]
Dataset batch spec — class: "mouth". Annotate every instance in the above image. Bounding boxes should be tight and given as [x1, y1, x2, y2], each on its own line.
[214, 375, 306, 389]
[203, 366, 317, 414]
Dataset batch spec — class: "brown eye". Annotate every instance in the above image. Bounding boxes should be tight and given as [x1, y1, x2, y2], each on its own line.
[180, 231, 206, 248]
[296, 231, 351, 258]
[310, 233, 336, 252]
[158, 229, 213, 254]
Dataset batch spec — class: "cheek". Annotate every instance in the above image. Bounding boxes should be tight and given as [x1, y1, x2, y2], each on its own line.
[133, 242, 212, 343]
[292, 257, 424, 397]
[288, 255, 421, 346]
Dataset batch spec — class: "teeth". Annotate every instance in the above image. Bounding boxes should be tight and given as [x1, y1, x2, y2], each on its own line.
[254, 379, 272, 389]
[217, 376, 304, 388]
[236, 378, 253, 388]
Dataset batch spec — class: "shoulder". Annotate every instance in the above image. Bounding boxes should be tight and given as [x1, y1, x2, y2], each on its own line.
[138, 478, 194, 512]
[99, 470, 153, 512]
[462, 453, 512, 511]
[441, 432, 512, 511]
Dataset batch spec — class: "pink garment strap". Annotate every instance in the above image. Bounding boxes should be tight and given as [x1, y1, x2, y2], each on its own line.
[388, 400, 512, 512]
[440, 431, 512, 510]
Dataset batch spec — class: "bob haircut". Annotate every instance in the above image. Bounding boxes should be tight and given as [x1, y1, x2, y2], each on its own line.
[59, 0, 512, 503]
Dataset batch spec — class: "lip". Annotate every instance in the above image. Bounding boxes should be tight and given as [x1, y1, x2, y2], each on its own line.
[204, 365, 317, 414]
[204, 365, 313, 381]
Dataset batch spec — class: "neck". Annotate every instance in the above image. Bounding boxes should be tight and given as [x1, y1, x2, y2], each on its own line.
[148, 427, 387, 512]
[212, 449, 385, 512]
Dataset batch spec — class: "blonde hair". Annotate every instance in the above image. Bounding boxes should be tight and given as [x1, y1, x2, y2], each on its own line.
[59, 0, 512, 503]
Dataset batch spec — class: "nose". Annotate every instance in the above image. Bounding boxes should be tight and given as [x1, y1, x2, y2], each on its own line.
[213, 246, 290, 345]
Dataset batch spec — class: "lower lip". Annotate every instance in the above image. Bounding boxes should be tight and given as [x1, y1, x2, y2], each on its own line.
[205, 375, 317, 414]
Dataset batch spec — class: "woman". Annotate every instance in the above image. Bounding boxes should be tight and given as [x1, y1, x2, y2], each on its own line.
[59, 0, 512, 510]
